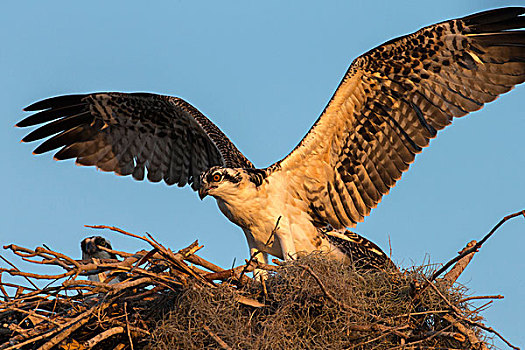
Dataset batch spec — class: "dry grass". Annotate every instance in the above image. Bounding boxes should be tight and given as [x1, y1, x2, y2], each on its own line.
[2, 214, 523, 349]
[149, 255, 485, 350]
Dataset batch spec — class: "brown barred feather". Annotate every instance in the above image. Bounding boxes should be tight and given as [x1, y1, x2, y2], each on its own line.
[320, 226, 395, 270]
[18, 93, 254, 190]
[275, 7, 525, 228]
[16, 8, 525, 240]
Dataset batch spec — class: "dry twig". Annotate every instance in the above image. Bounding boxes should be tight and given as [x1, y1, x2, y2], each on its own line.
[1, 213, 521, 349]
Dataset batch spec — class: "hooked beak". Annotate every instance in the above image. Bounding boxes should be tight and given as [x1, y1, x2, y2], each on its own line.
[198, 186, 209, 200]
[86, 241, 97, 254]
[198, 183, 217, 200]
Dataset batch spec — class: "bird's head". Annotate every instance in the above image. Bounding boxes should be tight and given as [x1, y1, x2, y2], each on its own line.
[81, 236, 116, 260]
[198, 166, 245, 200]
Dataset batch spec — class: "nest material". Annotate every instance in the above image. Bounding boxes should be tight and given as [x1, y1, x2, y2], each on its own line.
[152, 257, 482, 350]
[1, 213, 523, 350]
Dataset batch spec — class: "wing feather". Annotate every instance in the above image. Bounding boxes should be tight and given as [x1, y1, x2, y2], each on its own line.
[274, 7, 525, 228]
[18, 92, 254, 190]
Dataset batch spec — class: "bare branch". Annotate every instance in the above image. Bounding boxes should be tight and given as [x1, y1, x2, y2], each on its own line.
[2, 215, 520, 350]
[431, 210, 525, 282]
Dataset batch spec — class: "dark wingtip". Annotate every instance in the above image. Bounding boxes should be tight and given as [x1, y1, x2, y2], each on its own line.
[16, 114, 35, 127]
[18, 101, 88, 128]
[32, 145, 47, 155]
[462, 7, 525, 25]
[23, 94, 87, 111]
[23, 100, 49, 112]
[15, 118, 30, 128]
[16, 118, 35, 128]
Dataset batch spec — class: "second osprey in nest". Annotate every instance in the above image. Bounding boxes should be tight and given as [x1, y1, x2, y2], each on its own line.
[18, 8, 525, 268]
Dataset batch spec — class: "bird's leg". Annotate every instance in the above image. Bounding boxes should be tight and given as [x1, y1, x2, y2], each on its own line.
[274, 220, 297, 262]
[243, 229, 270, 280]
[249, 246, 269, 281]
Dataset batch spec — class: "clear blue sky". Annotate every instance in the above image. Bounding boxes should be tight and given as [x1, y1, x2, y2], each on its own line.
[1, 1, 524, 347]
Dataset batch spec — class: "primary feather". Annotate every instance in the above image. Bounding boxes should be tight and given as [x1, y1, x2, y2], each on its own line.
[19, 93, 253, 189]
[18, 7, 525, 269]
[274, 7, 525, 228]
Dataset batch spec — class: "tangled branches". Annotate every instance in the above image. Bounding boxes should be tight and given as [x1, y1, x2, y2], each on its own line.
[0, 226, 269, 349]
[0, 211, 523, 349]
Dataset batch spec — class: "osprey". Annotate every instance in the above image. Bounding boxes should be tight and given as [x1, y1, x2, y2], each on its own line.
[81, 236, 116, 261]
[80, 236, 121, 283]
[18, 8, 525, 268]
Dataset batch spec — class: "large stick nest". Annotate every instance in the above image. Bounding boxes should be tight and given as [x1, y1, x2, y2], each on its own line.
[1, 212, 523, 350]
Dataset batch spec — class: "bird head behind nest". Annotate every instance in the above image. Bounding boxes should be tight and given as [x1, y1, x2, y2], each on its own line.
[81, 236, 117, 260]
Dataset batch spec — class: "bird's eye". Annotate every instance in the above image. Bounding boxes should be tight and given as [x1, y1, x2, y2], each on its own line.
[212, 173, 222, 182]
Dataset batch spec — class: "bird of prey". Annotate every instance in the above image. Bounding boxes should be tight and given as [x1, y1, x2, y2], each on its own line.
[17, 8, 525, 269]
[80, 236, 120, 283]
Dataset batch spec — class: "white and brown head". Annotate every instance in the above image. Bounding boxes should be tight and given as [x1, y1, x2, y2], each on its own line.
[198, 166, 268, 201]
[81, 236, 117, 260]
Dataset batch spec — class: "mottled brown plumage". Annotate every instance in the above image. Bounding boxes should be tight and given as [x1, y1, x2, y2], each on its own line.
[17, 7, 525, 269]
[319, 227, 395, 270]
[275, 7, 525, 229]
[18, 93, 253, 190]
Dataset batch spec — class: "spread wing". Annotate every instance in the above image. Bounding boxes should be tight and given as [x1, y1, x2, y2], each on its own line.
[274, 7, 525, 228]
[17, 92, 253, 190]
